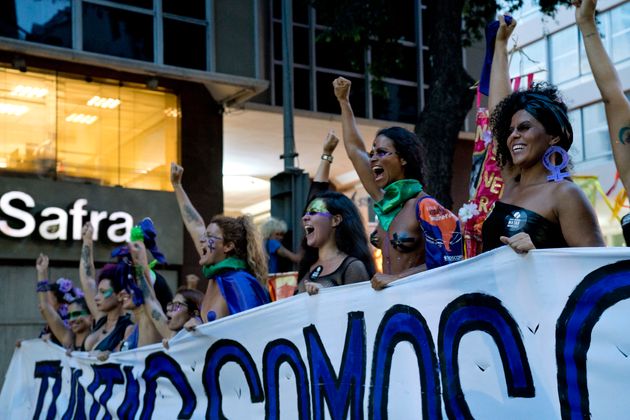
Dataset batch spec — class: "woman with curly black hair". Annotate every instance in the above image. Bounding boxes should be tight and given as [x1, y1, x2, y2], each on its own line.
[333, 77, 462, 290]
[483, 15, 604, 253]
[298, 191, 375, 295]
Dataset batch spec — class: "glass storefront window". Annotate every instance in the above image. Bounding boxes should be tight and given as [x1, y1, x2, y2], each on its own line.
[82, 3, 154, 62]
[582, 102, 611, 160]
[550, 26, 579, 85]
[0, 69, 56, 174]
[611, 2, 630, 63]
[0, 67, 179, 192]
[1, 0, 71, 47]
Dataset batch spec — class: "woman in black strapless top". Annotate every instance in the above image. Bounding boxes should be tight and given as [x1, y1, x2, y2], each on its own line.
[483, 16, 604, 253]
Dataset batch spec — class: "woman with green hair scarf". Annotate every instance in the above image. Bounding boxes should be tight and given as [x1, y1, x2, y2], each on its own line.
[170, 163, 269, 326]
[333, 77, 463, 290]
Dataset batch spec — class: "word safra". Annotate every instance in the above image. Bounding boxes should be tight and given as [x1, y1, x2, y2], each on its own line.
[0, 191, 132, 242]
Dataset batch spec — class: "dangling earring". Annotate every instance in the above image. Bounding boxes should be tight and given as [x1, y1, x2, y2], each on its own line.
[542, 145, 569, 182]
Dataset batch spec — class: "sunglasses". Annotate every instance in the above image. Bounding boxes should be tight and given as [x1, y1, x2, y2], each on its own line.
[68, 310, 89, 320]
[166, 301, 188, 312]
[368, 149, 396, 159]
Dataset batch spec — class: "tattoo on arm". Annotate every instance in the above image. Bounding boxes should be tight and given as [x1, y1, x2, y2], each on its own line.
[136, 269, 151, 297]
[183, 204, 202, 224]
[619, 126, 629, 145]
[151, 308, 164, 322]
[81, 245, 94, 277]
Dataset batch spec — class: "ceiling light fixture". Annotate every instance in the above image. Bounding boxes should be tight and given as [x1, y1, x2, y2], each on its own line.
[0, 103, 29, 116]
[87, 96, 121, 109]
[65, 113, 98, 125]
[10, 85, 48, 99]
[164, 107, 182, 118]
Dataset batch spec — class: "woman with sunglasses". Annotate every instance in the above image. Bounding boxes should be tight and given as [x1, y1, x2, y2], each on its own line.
[129, 240, 203, 340]
[170, 163, 269, 325]
[333, 77, 463, 290]
[80, 222, 133, 353]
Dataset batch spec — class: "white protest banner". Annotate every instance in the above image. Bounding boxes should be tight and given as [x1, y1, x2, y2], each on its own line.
[2, 247, 630, 419]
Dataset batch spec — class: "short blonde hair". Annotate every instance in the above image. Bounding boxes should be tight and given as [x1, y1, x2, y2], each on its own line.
[260, 217, 288, 240]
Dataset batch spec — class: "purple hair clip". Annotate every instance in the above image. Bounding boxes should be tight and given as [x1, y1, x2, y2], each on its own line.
[56, 278, 73, 294]
[58, 303, 68, 318]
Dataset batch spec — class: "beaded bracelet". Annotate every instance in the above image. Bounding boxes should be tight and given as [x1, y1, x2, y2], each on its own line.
[37, 280, 50, 293]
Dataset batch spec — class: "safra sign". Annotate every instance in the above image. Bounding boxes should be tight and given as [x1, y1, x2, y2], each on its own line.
[0, 191, 132, 243]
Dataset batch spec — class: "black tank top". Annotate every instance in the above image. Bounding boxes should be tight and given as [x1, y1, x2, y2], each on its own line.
[298, 256, 362, 291]
[482, 201, 568, 252]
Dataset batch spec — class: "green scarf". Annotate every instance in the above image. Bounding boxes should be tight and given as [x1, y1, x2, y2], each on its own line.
[202, 257, 247, 279]
[373, 179, 423, 232]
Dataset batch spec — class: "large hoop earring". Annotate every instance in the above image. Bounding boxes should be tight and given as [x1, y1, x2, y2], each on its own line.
[542, 146, 569, 182]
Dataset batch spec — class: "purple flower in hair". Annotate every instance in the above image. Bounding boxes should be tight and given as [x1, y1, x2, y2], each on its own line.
[74, 287, 84, 299]
[58, 303, 68, 319]
[56, 278, 73, 294]
[63, 292, 74, 303]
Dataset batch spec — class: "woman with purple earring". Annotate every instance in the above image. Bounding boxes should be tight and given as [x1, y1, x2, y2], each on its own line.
[481, 15, 605, 253]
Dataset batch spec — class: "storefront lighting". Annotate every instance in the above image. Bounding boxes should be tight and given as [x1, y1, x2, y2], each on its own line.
[87, 96, 121, 109]
[0, 103, 29, 116]
[65, 113, 98, 125]
[164, 107, 182, 118]
[10, 85, 48, 99]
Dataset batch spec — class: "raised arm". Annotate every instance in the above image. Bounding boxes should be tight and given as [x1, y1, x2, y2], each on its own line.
[489, 15, 520, 183]
[170, 163, 206, 258]
[130, 241, 172, 339]
[314, 130, 339, 183]
[79, 222, 102, 319]
[575, 0, 630, 189]
[488, 15, 517, 112]
[36, 254, 71, 345]
[333, 77, 383, 201]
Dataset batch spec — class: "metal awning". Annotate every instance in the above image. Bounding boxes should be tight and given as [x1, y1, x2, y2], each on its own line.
[0, 37, 268, 107]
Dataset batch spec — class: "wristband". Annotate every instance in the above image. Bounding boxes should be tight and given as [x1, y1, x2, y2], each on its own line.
[37, 280, 50, 293]
[321, 154, 333, 163]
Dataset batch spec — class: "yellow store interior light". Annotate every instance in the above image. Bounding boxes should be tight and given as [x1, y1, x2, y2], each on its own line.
[10, 85, 48, 99]
[65, 113, 98, 124]
[87, 96, 121, 109]
[0, 103, 29, 116]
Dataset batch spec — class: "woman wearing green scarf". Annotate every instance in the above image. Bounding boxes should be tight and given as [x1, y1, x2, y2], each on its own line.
[170, 163, 269, 326]
[333, 77, 463, 289]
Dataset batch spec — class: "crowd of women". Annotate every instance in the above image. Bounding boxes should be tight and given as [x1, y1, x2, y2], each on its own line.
[29, 0, 628, 356]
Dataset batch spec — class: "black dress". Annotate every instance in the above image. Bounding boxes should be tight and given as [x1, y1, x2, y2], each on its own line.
[482, 201, 568, 252]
